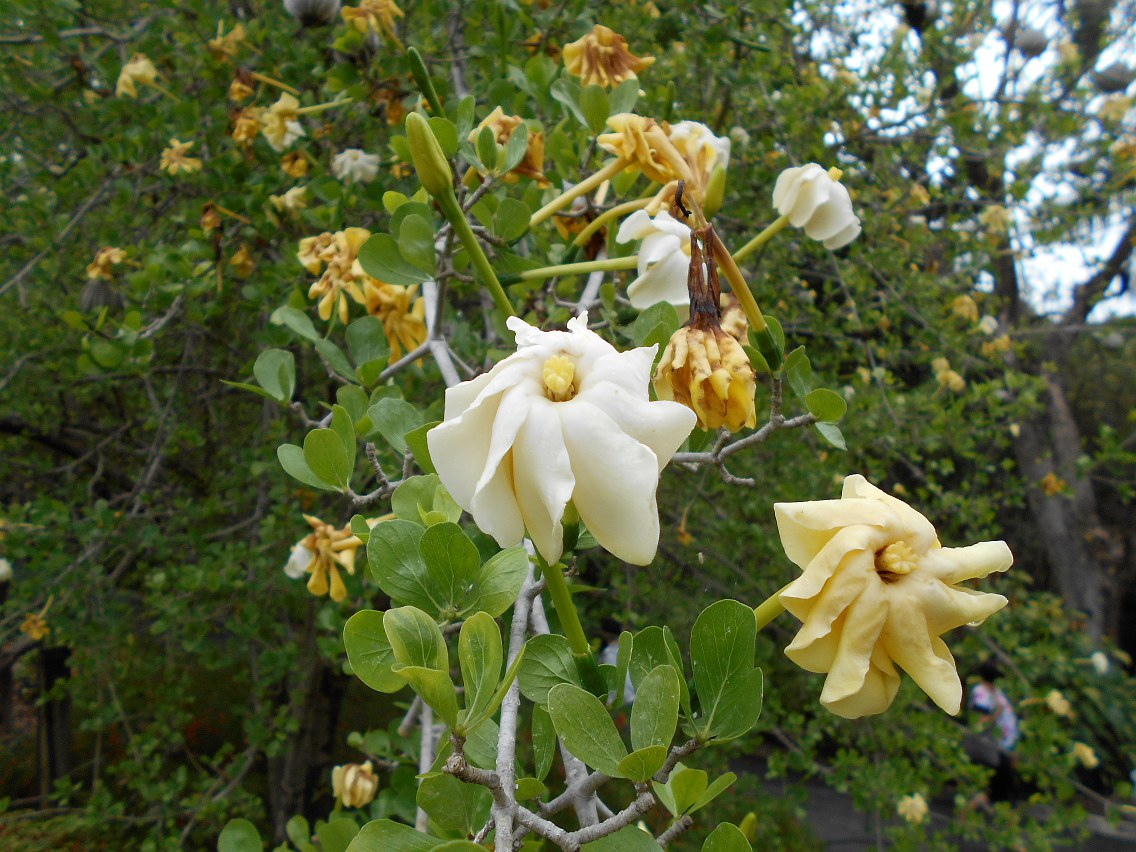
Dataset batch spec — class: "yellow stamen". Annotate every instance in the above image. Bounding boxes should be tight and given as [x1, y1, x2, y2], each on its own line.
[875, 541, 919, 581]
[542, 355, 577, 401]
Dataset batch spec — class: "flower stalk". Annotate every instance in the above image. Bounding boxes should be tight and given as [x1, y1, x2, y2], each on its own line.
[572, 196, 653, 247]
[753, 584, 790, 631]
[529, 156, 631, 228]
[247, 70, 300, 95]
[538, 557, 591, 659]
[732, 214, 789, 263]
[516, 254, 639, 282]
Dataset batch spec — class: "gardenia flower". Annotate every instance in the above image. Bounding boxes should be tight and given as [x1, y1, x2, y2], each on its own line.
[231, 108, 263, 146]
[332, 148, 381, 185]
[160, 139, 203, 175]
[332, 761, 379, 807]
[270, 185, 309, 216]
[598, 114, 692, 187]
[1072, 742, 1099, 769]
[299, 228, 371, 324]
[1046, 689, 1073, 717]
[286, 514, 363, 602]
[115, 54, 158, 98]
[668, 120, 730, 192]
[427, 313, 696, 565]
[773, 164, 861, 249]
[261, 94, 305, 151]
[775, 474, 1013, 718]
[897, 793, 928, 825]
[341, 0, 403, 39]
[615, 210, 691, 311]
[563, 24, 655, 88]
[364, 281, 427, 359]
[87, 247, 127, 280]
[1091, 651, 1110, 675]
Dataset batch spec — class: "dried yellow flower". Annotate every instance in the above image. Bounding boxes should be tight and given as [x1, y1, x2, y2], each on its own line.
[951, 294, 979, 322]
[1040, 473, 1066, 497]
[115, 54, 158, 98]
[341, 0, 404, 39]
[332, 761, 379, 807]
[598, 113, 692, 186]
[228, 78, 255, 102]
[229, 244, 255, 278]
[897, 793, 928, 825]
[292, 514, 363, 602]
[364, 281, 427, 359]
[207, 21, 246, 61]
[301, 228, 371, 324]
[468, 107, 550, 186]
[231, 107, 264, 145]
[201, 205, 222, 232]
[160, 138, 203, 175]
[775, 475, 1012, 718]
[20, 612, 50, 642]
[563, 24, 655, 88]
[270, 186, 309, 217]
[281, 152, 310, 178]
[87, 247, 127, 280]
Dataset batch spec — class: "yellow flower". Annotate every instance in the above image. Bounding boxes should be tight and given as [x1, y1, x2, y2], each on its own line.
[20, 612, 50, 642]
[303, 228, 371, 324]
[468, 107, 550, 186]
[290, 515, 363, 602]
[341, 0, 404, 39]
[281, 152, 310, 178]
[1072, 742, 1099, 769]
[931, 357, 965, 392]
[229, 244, 255, 278]
[228, 78, 255, 102]
[231, 107, 264, 146]
[597, 114, 692, 186]
[1046, 688, 1073, 716]
[269, 186, 309, 217]
[719, 294, 748, 341]
[563, 24, 655, 88]
[980, 335, 1012, 358]
[332, 761, 379, 807]
[897, 793, 928, 825]
[115, 53, 158, 98]
[160, 138, 203, 175]
[1039, 473, 1066, 497]
[201, 205, 221, 232]
[655, 327, 756, 432]
[86, 247, 127, 280]
[979, 204, 1012, 234]
[364, 281, 427, 359]
[261, 93, 305, 151]
[951, 295, 979, 322]
[774, 475, 1013, 718]
[207, 21, 246, 61]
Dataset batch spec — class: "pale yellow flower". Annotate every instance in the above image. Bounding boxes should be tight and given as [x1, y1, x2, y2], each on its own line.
[364, 281, 427, 360]
[951, 295, 979, 322]
[207, 21, 246, 61]
[228, 78, 255, 102]
[775, 475, 1013, 718]
[86, 247, 127, 280]
[1072, 742, 1099, 769]
[332, 761, 379, 807]
[281, 152, 310, 178]
[229, 244, 255, 279]
[261, 93, 305, 151]
[115, 54, 158, 98]
[292, 514, 363, 602]
[563, 24, 655, 88]
[598, 114, 693, 186]
[297, 232, 337, 274]
[469, 107, 549, 186]
[341, 0, 403, 39]
[897, 793, 929, 825]
[1046, 688, 1072, 716]
[231, 107, 264, 146]
[270, 186, 309, 217]
[931, 357, 965, 392]
[302, 228, 371, 324]
[160, 138, 203, 175]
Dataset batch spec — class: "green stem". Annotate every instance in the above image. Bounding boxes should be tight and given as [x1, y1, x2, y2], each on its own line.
[754, 583, 792, 631]
[529, 156, 630, 228]
[572, 196, 653, 247]
[519, 254, 639, 282]
[540, 558, 591, 658]
[732, 214, 789, 263]
[436, 191, 516, 319]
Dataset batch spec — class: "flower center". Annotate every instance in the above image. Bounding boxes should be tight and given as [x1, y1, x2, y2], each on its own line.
[542, 355, 577, 402]
[874, 540, 919, 583]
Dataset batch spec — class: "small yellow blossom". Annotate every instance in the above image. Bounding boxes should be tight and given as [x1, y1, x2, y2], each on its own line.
[1040, 473, 1066, 497]
[979, 204, 1012, 234]
[468, 107, 549, 186]
[160, 138, 204, 175]
[1072, 742, 1099, 769]
[207, 21, 246, 61]
[115, 54, 159, 98]
[951, 295, 979, 322]
[294, 514, 363, 602]
[598, 113, 692, 186]
[774, 475, 1013, 718]
[20, 612, 50, 641]
[1045, 688, 1073, 717]
[563, 24, 655, 88]
[301, 228, 371, 324]
[932, 357, 965, 392]
[981, 335, 1012, 357]
[332, 761, 379, 807]
[897, 793, 929, 825]
[201, 205, 222, 232]
[231, 107, 263, 145]
[86, 247, 127, 280]
[262, 93, 305, 151]
[270, 186, 309, 216]
[281, 152, 310, 178]
[229, 244, 255, 278]
[228, 78, 255, 102]
[341, 0, 404, 40]
[364, 281, 427, 359]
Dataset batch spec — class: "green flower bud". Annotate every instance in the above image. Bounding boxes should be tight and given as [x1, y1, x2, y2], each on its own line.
[406, 112, 453, 199]
[703, 163, 727, 216]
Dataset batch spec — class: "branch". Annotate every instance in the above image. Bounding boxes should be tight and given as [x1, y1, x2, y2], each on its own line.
[656, 815, 694, 847]
[1063, 216, 1136, 326]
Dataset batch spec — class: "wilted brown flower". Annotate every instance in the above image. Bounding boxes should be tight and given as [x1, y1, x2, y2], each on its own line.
[468, 107, 549, 186]
[563, 24, 655, 88]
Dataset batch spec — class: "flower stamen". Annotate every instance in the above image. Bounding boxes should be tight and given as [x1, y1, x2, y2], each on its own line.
[542, 355, 577, 401]
[875, 540, 919, 582]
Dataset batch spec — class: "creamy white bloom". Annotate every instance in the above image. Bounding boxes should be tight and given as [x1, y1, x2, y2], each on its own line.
[1091, 651, 1109, 675]
[332, 148, 380, 185]
[615, 210, 691, 311]
[0, 557, 12, 583]
[977, 315, 999, 335]
[773, 164, 861, 249]
[668, 121, 731, 177]
[428, 313, 696, 565]
[728, 126, 751, 147]
[283, 543, 314, 579]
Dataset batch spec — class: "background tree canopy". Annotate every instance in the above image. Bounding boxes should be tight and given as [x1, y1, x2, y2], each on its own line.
[1, 0, 1134, 849]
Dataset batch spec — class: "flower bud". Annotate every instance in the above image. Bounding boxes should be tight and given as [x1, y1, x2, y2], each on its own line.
[655, 327, 757, 432]
[702, 163, 727, 216]
[406, 112, 453, 199]
[332, 761, 378, 807]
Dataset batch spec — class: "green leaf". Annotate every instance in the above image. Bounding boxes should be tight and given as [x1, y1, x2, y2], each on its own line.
[345, 819, 437, 852]
[366, 398, 424, 454]
[330, 404, 357, 479]
[271, 306, 319, 341]
[457, 613, 502, 730]
[629, 302, 680, 346]
[304, 428, 351, 490]
[427, 116, 459, 156]
[814, 421, 847, 450]
[702, 823, 752, 852]
[357, 233, 431, 286]
[616, 745, 668, 782]
[416, 774, 491, 835]
[476, 125, 499, 173]
[494, 198, 531, 242]
[253, 349, 295, 402]
[805, 388, 847, 422]
[690, 600, 760, 741]
[350, 514, 371, 541]
[286, 816, 311, 851]
[315, 338, 358, 382]
[472, 547, 529, 617]
[743, 344, 771, 375]
[582, 826, 663, 851]
[454, 95, 476, 138]
[611, 631, 633, 711]
[692, 772, 738, 812]
[344, 610, 406, 693]
[398, 214, 436, 274]
[220, 381, 280, 403]
[546, 683, 627, 776]
[392, 664, 459, 728]
[631, 665, 680, 751]
[433, 842, 489, 851]
[392, 474, 441, 523]
[515, 777, 547, 801]
[316, 819, 360, 852]
[532, 704, 555, 782]
[404, 421, 439, 474]
[765, 314, 785, 353]
[367, 520, 436, 611]
[383, 190, 409, 214]
[550, 77, 588, 126]
[218, 819, 262, 852]
[665, 766, 707, 815]
[421, 523, 481, 616]
[782, 346, 812, 403]
[630, 627, 690, 718]
[384, 606, 447, 670]
[346, 316, 390, 381]
[608, 78, 640, 114]
[702, 669, 763, 741]
[579, 84, 611, 133]
[337, 385, 370, 424]
[502, 124, 530, 173]
[518, 634, 579, 704]
[278, 444, 339, 491]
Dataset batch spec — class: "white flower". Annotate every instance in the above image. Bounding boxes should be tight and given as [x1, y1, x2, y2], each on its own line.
[728, 126, 751, 147]
[615, 210, 691, 311]
[427, 313, 696, 565]
[283, 543, 314, 579]
[270, 185, 309, 216]
[773, 163, 861, 249]
[668, 121, 731, 179]
[0, 558, 12, 583]
[1091, 651, 1110, 675]
[977, 315, 999, 335]
[332, 148, 380, 185]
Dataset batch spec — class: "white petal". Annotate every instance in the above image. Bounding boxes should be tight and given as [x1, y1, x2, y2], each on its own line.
[615, 209, 659, 243]
[512, 400, 575, 564]
[628, 249, 690, 308]
[284, 543, 314, 579]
